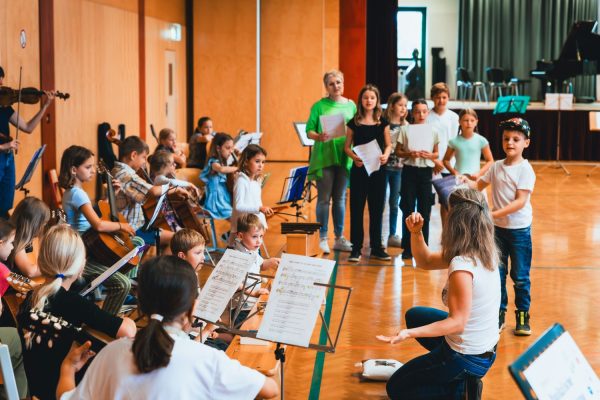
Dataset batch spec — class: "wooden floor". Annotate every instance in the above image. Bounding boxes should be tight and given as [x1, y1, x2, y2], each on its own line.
[248, 161, 600, 400]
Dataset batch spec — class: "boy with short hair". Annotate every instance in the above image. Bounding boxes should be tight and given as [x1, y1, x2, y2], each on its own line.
[426, 82, 459, 176]
[170, 228, 206, 273]
[475, 118, 536, 336]
[112, 136, 188, 248]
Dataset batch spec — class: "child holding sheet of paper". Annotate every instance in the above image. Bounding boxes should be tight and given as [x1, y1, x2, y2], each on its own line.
[344, 84, 392, 263]
[396, 99, 440, 260]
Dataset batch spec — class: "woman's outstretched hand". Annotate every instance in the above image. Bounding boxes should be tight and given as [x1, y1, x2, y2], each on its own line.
[405, 212, 424, 233]
[376, 329, 410, 344]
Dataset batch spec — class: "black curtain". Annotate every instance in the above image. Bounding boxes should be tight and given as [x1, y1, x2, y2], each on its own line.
[366, 0, 397, 102]
[458, 0, 598, 100]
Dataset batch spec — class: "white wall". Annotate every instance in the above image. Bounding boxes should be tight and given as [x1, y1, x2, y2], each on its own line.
[398, 0, 459, 98]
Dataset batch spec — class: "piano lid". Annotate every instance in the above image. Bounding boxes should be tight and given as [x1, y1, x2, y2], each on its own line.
[557, 20, 599, 61]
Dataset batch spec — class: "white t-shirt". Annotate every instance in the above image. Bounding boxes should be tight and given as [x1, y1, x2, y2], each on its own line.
[480, 159, 536, 229]
[426, 109, 459, 173]
[61, 335, 266, 400]
[442, 256, 500, 355]
[231, 172, 267, 233]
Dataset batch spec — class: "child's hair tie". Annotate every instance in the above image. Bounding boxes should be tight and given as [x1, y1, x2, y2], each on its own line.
[151, 314, 164, 322]
[55, 273, 65, 279]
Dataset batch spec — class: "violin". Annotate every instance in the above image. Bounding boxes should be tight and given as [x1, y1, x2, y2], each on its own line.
[0, 86, 69, 107]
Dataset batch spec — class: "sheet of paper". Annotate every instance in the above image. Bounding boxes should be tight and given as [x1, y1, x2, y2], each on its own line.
[194, 249, 255, 322]
[523, 332, 600, 400]
[257, 253, 335, 347]
[80, 246, 143, 296]
[235, 132, 263, 151]
[406, 124, 435, 152]
[353, 140, 382, 176]
[319, 113, 346, 140]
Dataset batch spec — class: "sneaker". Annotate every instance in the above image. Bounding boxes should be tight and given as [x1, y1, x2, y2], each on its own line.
[401, 251, 413, 260]
[499, 309, 506, 332]
[514, 310, 532, 336]
[387, 235, 403, 248]
[333, 237, 353, 252]
[371, 248, 391, 261]
[319, 238, 330, 254]
[348, 251, 361, 263]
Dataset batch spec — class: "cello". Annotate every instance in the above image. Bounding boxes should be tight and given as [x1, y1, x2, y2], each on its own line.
[82, 161, 141, 273]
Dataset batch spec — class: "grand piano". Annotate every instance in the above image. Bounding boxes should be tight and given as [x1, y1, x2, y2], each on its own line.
[530, 20, 600, 96]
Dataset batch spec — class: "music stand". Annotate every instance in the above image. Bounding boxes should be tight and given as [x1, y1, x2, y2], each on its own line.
[15, 144, 46, 197]
[292, 122, 316, 202]
[493, 95, 530, 115]
[276, 166, 310, 221]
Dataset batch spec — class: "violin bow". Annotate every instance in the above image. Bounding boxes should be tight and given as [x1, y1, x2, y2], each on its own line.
[14, 66, 23, 155]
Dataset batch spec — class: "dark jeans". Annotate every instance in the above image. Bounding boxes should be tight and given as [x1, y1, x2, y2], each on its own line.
[400, 165, 433, 254]
[0, 151, 15, 218]
[495, 225, 532, 311]
[386, 306, 496, 400]
[384, 168, 402, 237]
[349, 165, 386, 252]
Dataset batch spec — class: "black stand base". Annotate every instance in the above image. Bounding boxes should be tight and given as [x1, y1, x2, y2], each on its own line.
[274, 343, 285, 400]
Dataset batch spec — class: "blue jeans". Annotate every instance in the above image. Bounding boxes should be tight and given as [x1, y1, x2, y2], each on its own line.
[385, 168, 402, 236]
[495, 226, 532, 311]
[315, 165, 348, 238]
[387, 306, 496, 400]
[0, 151, 15, 218]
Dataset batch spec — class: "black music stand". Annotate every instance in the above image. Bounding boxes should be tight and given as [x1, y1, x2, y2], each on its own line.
[276, 166, 309, 221]
[15, 144, 46, 197]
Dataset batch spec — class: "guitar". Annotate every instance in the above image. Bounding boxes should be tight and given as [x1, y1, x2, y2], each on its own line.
[82, 161, 141, 273]
[5, 272, 44, 298]
[19, 308, 107, 352]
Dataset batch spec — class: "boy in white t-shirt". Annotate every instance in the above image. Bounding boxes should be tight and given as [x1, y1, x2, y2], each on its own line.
[426, 83, 459, 225]
[475, 118, 536, 336]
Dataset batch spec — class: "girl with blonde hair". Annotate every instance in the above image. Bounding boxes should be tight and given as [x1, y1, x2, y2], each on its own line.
[18, 224, 136, 400]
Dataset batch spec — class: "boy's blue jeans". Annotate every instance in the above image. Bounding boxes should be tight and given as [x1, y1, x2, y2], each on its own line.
[315, 166, 348, 238]
[495, 225, 532, 312]
[384, 168, 402, 237]
[386, 306, 496, 400]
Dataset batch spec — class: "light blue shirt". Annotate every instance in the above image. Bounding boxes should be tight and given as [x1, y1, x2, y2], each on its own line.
[62, 186, 92, 234]
[448, 133, 489, 175]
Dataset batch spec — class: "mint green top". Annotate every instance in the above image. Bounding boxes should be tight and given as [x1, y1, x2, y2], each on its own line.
[448, 133, 489, 175]
[306, 97, 357, 180]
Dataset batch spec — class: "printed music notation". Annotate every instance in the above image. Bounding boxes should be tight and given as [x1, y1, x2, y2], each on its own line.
[194, 249, 255, 322]
[257, 253, 335, 347]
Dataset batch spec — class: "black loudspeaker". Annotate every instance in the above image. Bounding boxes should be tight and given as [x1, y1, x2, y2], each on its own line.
[432, 47, 447, 85]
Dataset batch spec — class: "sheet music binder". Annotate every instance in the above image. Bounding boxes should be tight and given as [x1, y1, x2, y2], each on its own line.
[509, 323, 600, 400]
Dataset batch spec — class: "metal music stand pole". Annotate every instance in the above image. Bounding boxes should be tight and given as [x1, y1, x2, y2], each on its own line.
[554, 110, 570, 175]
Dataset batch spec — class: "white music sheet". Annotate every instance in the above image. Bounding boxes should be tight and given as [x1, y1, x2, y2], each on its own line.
[194, 249, 256, 322]
[523, 332, 600, 399]
[319, 113, 346, 140]
[257, 254, 335, 347]
[406, 124, 435, 152]
[352, 139, 382, 176]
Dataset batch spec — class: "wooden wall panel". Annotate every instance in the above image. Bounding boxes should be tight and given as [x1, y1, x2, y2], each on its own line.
[194, 1, 256, 137]
[0, 0, 43, 204]
[144, 15, 187, 152]
[339, 0, 366, 104]
[54, 0, 139, 195]
[261, 0, 326, 161]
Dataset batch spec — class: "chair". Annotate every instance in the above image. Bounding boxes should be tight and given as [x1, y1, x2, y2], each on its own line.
[485, 67, 507, 100]
[456, 68, 488, 102]
[47, 169, 64, 209]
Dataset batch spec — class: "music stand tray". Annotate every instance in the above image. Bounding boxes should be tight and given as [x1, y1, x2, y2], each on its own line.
[493, 95, 530, 115]
[15, 144, 46, 195]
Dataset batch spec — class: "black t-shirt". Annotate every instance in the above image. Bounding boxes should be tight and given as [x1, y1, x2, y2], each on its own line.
[347, 117, 389, 151]
[18, 287, 122, 400]
[0, 106, 14, 144]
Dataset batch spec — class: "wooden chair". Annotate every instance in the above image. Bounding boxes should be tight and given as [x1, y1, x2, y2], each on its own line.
[47, 169, 64, 209]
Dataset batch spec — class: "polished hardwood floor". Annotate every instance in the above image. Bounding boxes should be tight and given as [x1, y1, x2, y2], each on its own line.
[251, 162, 600, 399]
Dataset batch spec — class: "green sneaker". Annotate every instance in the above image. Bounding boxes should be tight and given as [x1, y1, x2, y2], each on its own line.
[499, 310, 506, 332]
[514, 310, 532, 336]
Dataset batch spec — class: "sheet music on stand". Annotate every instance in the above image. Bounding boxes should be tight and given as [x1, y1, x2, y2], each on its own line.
[278, 166, 309, 204]
[194, 249, 256, 322]
[15, 144, 46, 192]
[143, 184, 169, 230]
[494, 95, 530, 115]
[509, 323, 600, 400]
[257, 253, 335, 347]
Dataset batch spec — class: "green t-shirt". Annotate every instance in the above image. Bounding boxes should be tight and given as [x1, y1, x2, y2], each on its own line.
[448, 133, 489, 175]
[306, 97, 357, 180]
